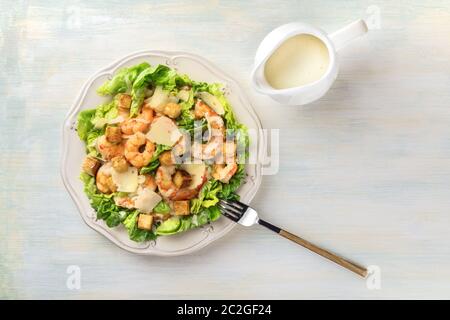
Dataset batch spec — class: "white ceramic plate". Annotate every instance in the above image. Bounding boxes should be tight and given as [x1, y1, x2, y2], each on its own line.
[61, 50, 264, 256]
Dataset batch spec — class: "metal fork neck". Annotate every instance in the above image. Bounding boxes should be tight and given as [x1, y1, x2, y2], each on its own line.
[258, 219, 281, 233]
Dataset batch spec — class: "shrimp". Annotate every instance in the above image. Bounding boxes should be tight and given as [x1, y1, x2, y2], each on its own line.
[172, 132, 189, 157]
[212, 162, 238, 184]
[207, 114, 225, 137]
[115, 196, 134, 209]
[222, 141, 237, 164]
[121, 119, 148, 135]
[197, 140, 236, 163]
[194, 100, 224, 134]
[97, 135, 125, 160]
[120, 106, 154, 135]
[140, 174, 157, 191]
[140, 105, 154, 122]
[155, 166, 200, 200]
[192, 135, 223, 160]
[96, 162, 117, 194]
[194, 99, 216, 119]
[155, 165, 177, 198]
[124, 132, 155, 168]
[192, 99, 226, 160]
[194, 100, 224, 137]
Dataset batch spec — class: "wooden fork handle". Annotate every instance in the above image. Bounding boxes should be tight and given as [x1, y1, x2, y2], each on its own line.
[258, 219, 368, 278]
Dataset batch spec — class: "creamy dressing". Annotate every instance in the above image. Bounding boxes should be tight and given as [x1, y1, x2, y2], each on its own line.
[264, 34, 330, 89]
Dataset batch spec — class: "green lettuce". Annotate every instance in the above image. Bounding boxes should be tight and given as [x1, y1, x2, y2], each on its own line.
[176, 88, 195, 132]
[164, 72, 193, 93]
[170, 206, 221, 235]
[80, 173, 130, 228]
[140, 144, 172, 174]
[153, 201, 171, 214]
[190, 180, 222, 214]
[123, 210, 157, 242]
[132, 64, 174, 89]
[139, 161, 160, 175]
[77, 109, 96, 141]
[91, 101, 118, 129]
[85, 130, 102, 156]
[77, 102, 120, 156]
[77, 109, 103, 156]
[130, 64, 174, 116]
[97, 62, 150, 96]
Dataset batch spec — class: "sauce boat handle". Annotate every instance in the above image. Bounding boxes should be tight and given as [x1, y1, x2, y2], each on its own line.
[329, 19, 368, 51]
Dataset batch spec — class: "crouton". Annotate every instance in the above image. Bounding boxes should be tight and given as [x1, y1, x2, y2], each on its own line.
[82, 156, 101, 176]
[159, 151, 175, 166]
[105, 126, 122, 144]
[173, 201, 190, 216]
[163, 102, 181, 119]
[111, 156, 128, 173]
[117, 93, 132, 109]
[137, 214, 153, 231]
[173, 170, 192, 189]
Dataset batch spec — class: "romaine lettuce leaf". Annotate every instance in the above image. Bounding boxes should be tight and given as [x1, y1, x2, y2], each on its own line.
[176, 88, 196, 132]
[130, 86, 146, 117]
[168, 206, 221, 235]
[77, 104, 114, 157]
[123, 210, 157, 242]
[153, 201, 171, 214]
[97, 62, 150, 96]
[164, 73, 192, 92]
[130, 65, 173, 116]
[80, 173, 130, 228]
[77, 109, 96, 141]
[190, 180, 222, 214]
[91, 101, 118, 129]
[85, 130, 102, 156]
[139, 161, 160, 175]
[132, 64, 173, 89]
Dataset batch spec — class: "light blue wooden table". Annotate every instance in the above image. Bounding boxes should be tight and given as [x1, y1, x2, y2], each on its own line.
[2, 0, 450, 299]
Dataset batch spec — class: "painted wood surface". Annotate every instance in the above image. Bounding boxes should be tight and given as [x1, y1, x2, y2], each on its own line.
[1, 0, 450, 299]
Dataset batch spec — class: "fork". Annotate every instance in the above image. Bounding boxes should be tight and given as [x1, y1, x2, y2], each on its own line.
[218, 199, 368, 278]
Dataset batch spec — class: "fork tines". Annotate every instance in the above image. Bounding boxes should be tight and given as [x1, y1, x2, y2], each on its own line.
[218, 199, 248, 222]
[220, 199, 249, 210]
